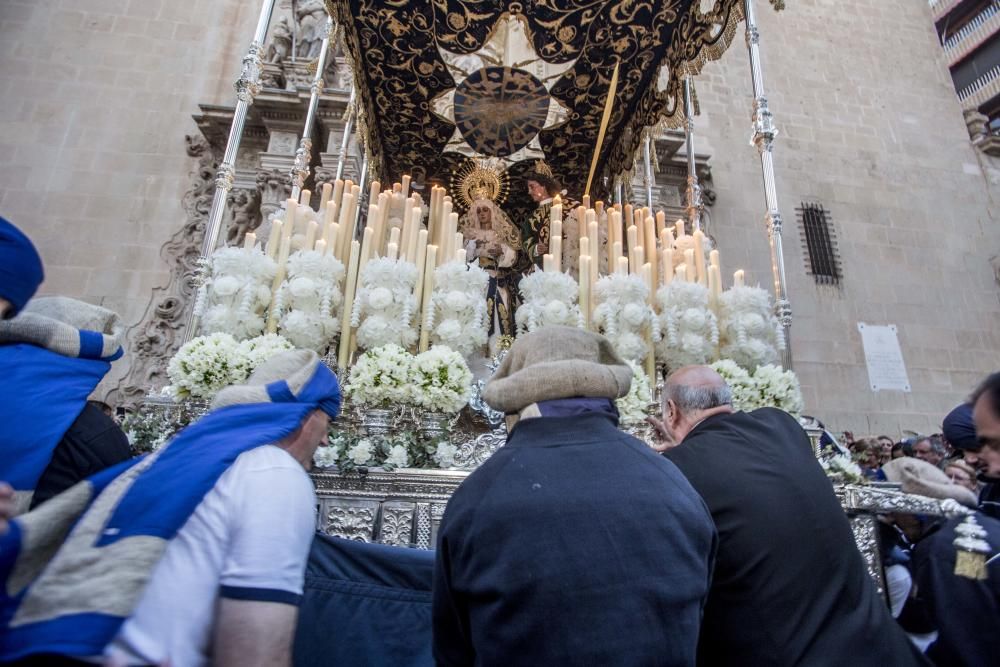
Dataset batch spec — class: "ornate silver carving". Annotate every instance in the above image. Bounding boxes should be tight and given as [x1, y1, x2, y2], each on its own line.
[745, 24, 760, 47]
[290, 137, 312, 189]
[325, 503, 378, 542]
[774, 298, 793, 329]
[848, 513, 885, 598]
[235, 41, 264, 104]
[836, 484, 973, 518]
[379, 503, 416, 547]
[416, 503, 433, 548]
[452, 427, 506, 471]
[109, 136, 216, 409]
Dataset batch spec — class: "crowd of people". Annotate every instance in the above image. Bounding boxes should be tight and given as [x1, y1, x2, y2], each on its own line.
[1, 213, 999, 666]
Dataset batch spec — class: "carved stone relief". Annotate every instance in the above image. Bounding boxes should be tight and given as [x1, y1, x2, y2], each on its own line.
[225, 188, 262, 247]
[109, 135, 217, 409]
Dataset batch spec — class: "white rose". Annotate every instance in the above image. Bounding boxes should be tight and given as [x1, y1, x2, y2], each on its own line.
[289, 276, 317, 299]
[436, 318, 462, 341]
[741, 312, 766, 335]
[368, 287, 393, 310]
[213, 275, 240, 297]
[622, 303, 646, 327]
[349, 441, 373, 465]
[433, 442, 457, 468]
[386, 444, 409, 468]
[682, 308, 707, 329]
[446, 291, 469, 310]
[543, 300, 568, 322]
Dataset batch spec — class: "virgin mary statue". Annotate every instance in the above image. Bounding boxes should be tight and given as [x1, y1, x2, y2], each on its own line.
[460, 199, 522, 349]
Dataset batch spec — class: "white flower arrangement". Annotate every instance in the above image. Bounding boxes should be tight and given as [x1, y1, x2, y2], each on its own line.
[345, 344, 414, 407]
[385, 444, 410, 468]
[656, 281, 719, 370]
[514, 270, 581, 333]
[166, 332, 296, 399]
[819, 451, 865, 484]
[617, 360, 653, 425]
[410, 346, 474, 414]
[717, 286, 782, 371]
[427, 261, 490, 357]
[194, 246, 277, 340]
[749, 364, 805, 416]
[167, 332, 242, 399]
[271, 250, 345, 352]
[313, 443, 341, 469]
[347, 439, 376, 466]
[351, 257, 419, 351]
[709, 359, 804, 416]
[232, 333, 295, 380]
[592, 273, 658, 362]
[432, 441, 458, 468]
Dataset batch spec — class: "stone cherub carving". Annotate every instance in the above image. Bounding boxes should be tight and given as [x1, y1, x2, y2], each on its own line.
[295, 0, 328, 60]
[265, 16, 293, 65]
[225, 188, 261, 246]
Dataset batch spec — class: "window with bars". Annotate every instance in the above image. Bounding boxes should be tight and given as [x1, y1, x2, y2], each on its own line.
[796, 203, 841, 285]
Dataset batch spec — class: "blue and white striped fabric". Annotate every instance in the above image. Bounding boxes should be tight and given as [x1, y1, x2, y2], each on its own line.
[0, 357, 341, 662]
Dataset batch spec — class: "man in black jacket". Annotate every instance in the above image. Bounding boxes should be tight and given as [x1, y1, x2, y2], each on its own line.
[660, 365, 927, 666]
[433, 327, 717, 667]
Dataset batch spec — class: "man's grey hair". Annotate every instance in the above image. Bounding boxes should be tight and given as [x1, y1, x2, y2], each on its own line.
[666, 382, 733, 415]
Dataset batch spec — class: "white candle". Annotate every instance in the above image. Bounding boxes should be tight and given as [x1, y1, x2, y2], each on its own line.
[418, 245, 438, 352]
[676, 264, 688, 282]
[709, 249, 720, 268]
[299, 189, 311, 207]
[401, 174, 411, 200]
[612, 241, 623, 261]
[387, 242, 398, 261]
[283, 199, 297, 241]
[412, 230, 429, 322]
[644, 216, 657, 292]
[407, 207, 421, 262]
[319, 182, 333, 212]
[388, 226, 401, 254]
[455, 247, 466, 263]
[580, 236, 590, 260]
[332, 179, 345, 210]
[684, 248, 695, 272]
[304, 220, 318, 250]
[616, 256, 629, 275]
[642, 263, 653, 305]
[582, 194, 590, 209]
[337, 240, 361, 370]
[708, 265, 721, 307]
[675, 219, 685, 239]
[655, 211, 666, 236]
[661, 247, 673, 285]
[369, 180, 381, 210]
[627, 225, 638, 255]
[243, 232, 256, 250]
[693, 230, 707, 286]
[266, 220, 282, 259]
[454, 232, 464, 264]
[313, 239, 326, 256]
[579, 256, 590, 329]
[734, 269, 745, 288]
[543, 254, 554, 273]
[632, 246, 644, 275]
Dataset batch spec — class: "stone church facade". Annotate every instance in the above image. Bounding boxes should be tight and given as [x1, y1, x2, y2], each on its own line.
[1, 0, 997, 435]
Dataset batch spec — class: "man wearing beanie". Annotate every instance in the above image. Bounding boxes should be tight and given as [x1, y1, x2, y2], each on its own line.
[0, 216, 44, 320]
[432, 326, 716, 666]
[659, 365, 926, 666]
[1, 349, 342, 666]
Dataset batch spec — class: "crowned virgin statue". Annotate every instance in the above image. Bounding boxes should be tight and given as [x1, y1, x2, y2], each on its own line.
[460, 198, 522, 348]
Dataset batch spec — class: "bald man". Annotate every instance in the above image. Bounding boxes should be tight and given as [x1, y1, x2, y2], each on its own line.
[659, 366, 926, 667]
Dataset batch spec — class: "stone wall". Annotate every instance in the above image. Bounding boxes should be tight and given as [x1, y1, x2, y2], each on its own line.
[693, 0, 1000, 436]
[0, 0, 259, 395]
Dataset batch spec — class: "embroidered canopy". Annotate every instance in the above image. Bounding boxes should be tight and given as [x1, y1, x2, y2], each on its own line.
[324, 0, 784, 197]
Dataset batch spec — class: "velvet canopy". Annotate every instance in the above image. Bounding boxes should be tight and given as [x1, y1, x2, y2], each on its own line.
[323, 0, 785, 197]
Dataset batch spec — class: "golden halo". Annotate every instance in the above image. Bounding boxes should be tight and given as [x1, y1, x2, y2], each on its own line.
[450, 159, 510, 212]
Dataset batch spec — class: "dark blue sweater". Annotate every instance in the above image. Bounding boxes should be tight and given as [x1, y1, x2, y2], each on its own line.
[433, 413, 716, 666]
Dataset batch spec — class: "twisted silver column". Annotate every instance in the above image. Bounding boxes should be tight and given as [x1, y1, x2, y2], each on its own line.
[642, 135, 654, 209]
[290, 17, 335, 201]
[185, 0, 276, 342]
[683, 72, 703, 232]
[335, 86, 357, 181]
[743, 0, 793, 369]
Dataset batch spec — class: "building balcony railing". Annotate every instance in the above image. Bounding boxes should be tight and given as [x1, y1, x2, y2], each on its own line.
[943, 1, 1000, 65]
[931, 0, 965, 22]
[958, 63, 1000, 109]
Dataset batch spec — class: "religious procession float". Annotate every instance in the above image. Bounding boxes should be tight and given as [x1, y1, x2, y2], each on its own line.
[124, 0, 988, 592]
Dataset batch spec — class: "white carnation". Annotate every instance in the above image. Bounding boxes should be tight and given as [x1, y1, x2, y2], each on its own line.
[348, 440, 374, 465]
[433, 441, 458, 468]
[385, 444, 410, 468]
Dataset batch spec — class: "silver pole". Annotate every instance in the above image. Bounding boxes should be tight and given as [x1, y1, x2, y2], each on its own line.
[353, 145, 369, 234]
[642, 135, 654, 209]
[614, 179, 623, 206]
[186, 0, 275, 341]
[683, 73, 703, 232]
[335, 86, 357, 181]
[290, 17, 335, 201]
[743, 0, 792, 369]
